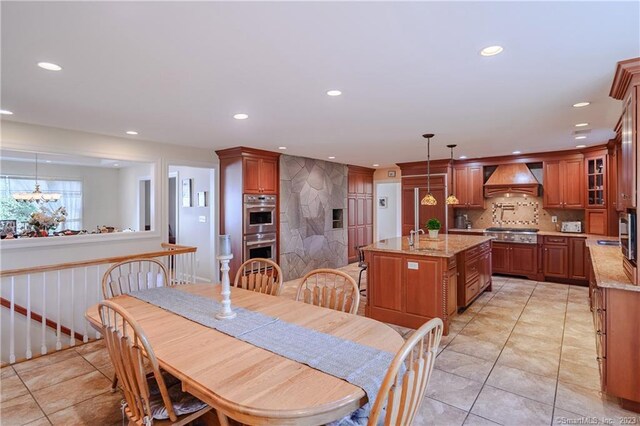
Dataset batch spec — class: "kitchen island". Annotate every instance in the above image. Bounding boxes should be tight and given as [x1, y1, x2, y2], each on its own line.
[364, 234, 493, 335]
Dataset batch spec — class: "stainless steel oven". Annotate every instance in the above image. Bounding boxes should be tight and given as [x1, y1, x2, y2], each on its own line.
[244, 194, 277, 235]
[243, 233, 277, 262]
[620, 212, 636, 262]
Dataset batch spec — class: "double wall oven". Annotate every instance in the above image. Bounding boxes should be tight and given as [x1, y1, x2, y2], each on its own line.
[243, 194, 277, 262]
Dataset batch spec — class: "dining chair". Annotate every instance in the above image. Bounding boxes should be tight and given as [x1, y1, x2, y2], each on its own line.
[102, 258, 169, 299]
[98, 300, 214, 426]
[368, 318, 444, 425]
[356, 246, 368, 295]
[295, 268, 360, 314]
[233, 258, 283, 296]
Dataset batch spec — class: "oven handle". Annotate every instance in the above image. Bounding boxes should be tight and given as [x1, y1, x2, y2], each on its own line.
[244, 204, 277, 209]
[245, 239, 277, 246]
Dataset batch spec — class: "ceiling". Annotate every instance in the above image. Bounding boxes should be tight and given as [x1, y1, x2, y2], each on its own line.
[1, 2, 639, 167]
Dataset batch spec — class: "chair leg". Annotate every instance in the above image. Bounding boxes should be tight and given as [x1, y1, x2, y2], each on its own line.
[357, 269, 364, 289]
[111, 373, 118, 393]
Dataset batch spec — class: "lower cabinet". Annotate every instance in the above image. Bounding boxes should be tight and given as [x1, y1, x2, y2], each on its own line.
[542, 235, 588, 283]
[458, 241, 492, 309]
[491, 242, 537, 279]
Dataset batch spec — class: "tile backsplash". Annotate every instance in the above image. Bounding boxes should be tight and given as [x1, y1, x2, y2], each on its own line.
[455, 196, 584, 231]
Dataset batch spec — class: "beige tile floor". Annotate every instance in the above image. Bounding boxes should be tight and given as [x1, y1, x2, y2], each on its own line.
[2, 266, 639, 425]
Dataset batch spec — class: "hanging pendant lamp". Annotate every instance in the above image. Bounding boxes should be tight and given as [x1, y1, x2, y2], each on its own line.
[446, 144, 460, 205]
[420, 133, 437, 206]
[12, 154, 61, 203]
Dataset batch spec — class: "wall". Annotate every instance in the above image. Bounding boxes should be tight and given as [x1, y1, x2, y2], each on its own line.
[373, 166, 402, 241]
[169, 165, 215, 281]
[280, 155, 348, 280]
[375, 182, 402, 240]
[0, 121, 219, 272]
[118, 163, 155, 231]
[454, 195, 585, 231]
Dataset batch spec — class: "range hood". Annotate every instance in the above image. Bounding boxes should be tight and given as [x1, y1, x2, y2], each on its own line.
[484, 163, 540, 197]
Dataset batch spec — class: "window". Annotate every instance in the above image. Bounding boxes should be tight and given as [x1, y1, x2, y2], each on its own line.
[0, 176, 83, 232]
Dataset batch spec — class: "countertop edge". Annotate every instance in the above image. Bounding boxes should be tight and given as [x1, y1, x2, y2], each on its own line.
[586, 243, 639, 293]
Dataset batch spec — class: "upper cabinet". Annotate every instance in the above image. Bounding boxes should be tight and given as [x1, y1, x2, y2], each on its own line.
[585, 153, 607, 208]
[243, 156, 279, 194]
[543, 158, 584, 209]
[453, 165, 484, 208]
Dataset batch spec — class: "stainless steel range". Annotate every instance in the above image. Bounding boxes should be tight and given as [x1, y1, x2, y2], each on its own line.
[484, 227, 539, 244]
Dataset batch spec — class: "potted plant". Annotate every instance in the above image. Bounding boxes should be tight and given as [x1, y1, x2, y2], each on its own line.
[426, 218, 441, 239]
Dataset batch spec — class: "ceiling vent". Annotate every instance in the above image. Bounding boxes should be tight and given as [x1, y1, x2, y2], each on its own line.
[573, 129, 592, 136]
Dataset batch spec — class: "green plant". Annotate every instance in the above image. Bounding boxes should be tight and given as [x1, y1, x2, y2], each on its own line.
[426, 218, 441, 231]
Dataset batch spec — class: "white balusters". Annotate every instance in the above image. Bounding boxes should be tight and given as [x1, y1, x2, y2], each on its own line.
[10, 276, 16, 364]
[41, 272, 47, 355]
[95, 265, 101, 339]
[69, 269, 75, 346]
[83, 267, 89, 343]
[26, 274, 32, 360]
[56, 270, 62, 350]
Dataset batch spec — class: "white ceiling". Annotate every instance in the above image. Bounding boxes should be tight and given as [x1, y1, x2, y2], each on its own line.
[1, 2, 639, 167]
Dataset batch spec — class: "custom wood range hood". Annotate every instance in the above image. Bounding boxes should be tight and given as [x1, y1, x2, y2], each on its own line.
[483, 163, 540, 197]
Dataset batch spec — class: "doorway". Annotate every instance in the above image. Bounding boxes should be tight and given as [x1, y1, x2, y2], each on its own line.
[375, 182, 402, 241]
[168, 173, 178, 243]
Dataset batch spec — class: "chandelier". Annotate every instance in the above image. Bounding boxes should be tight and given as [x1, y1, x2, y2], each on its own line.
[12, 154, 62, 203]
[446, 144, 460, 205]
[421, 133, 437, 205]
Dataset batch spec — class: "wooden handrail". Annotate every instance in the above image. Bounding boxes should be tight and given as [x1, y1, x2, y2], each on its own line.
[0, 297, 84, 341]
[0, 244, 197, 278]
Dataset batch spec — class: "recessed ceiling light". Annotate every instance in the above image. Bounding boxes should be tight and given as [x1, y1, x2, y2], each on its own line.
[576, 144, 587, 148]
[113, 163, 119, 167]
[45, 160, 51, 163]
[37, 62, 62, 71]
[125, 131, 138, 135]
[0, 109, 13, 115]
[278, 146, 287, 150]
[512, 151, 521, 155]
[575, 123, 589, 127]
[575, 136, 587, 140]
[480, 45, 504, 57]
[372, 164, 379, 167]
[233, 113, 249, 120]
[328, 156, 336, 159]
[327, 90, 342, 97]
[573, 102, 590, 108]
[459, 155, 467, 159]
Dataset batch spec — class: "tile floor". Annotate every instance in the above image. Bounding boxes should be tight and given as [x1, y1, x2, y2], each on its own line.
[1, 267, 639, 425]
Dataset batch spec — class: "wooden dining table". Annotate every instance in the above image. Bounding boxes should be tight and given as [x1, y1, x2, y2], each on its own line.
[85, 283, 404, 425]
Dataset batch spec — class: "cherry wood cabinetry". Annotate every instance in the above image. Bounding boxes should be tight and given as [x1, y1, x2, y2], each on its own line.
[400, 175, 449, 235]
[453, 165, 484, 209]
[347, 166, 374, 263]
[584, 150, 610, 236]
[457, 241, 491, 308]
[543, 158, 584, 209]
[243, 156, 279, 194]
[542, 235, 588, 283]
[618, 93, 637, 210]
[491, 242, 537, 279]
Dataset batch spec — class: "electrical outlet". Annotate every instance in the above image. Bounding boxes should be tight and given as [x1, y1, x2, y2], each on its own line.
[199, 216, 207, 223]
[551, 216, 558, 223]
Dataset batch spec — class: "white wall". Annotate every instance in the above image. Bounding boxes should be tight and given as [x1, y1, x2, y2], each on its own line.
[118, 163, 154, 231]
[0, 121, 219, 273]
[169, 165, 215, 282]
[375, 182, 402, 241]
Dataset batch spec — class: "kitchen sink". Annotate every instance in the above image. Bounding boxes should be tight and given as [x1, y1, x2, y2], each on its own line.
[596, 240, 620, 246]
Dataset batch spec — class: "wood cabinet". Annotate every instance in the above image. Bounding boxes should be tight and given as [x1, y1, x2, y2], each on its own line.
[401, 175, 448, 235]
[347, 166, 374, 263]
[243, 157, 279, 194]
[585, 151, 610, 236]
[457, 241, 492, 309]
[618, 91, 637, 210]
[491, 242, 537, 279]
[586, 209, 608, 236]
[541, 235, 588, 283]
[543, 158, 584, 209]
[543, 244, 569, 278]
[569, 237, 588, 281]
[453, 165, 484, 208]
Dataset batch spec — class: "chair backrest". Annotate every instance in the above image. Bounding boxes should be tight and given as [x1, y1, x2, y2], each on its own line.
[368, 318, 444, 426]
[233, 258, 283, 296]
[98, 300, 178, 424]
[295, 268, 360, 314]
[356, 246, 366, 265]
[102, 258, 169, 299]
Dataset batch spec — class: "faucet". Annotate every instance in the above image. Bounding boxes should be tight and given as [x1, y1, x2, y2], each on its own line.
[409, 229, 425, 247]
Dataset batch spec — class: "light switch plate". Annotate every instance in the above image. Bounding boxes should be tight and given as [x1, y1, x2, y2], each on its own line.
[407, 262, 419, 270]
[199, 216, 207, 223]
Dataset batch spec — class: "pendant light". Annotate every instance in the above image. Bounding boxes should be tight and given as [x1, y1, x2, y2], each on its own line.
[420, 133, 437, 206]
[446, 144, 460, 205]
[12, 154, 61, 203]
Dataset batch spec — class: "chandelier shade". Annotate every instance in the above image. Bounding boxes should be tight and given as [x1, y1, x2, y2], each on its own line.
[420, 133, 437, 206]
[446, 144, 460, 205]
[12, 154, 62, 203]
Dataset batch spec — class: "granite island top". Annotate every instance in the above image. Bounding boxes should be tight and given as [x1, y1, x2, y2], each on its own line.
[363, 234, 493, 258]
[585, 238, 639, 293]
[449, 228, 593, 238]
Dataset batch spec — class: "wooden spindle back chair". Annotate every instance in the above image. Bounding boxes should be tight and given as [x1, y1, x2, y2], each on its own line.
[233, 258, 283, 296]
[98, 301, 211, 425]
[368, 318, 444, 426]
[102, 258, 169, 299]
[295, 268, 360, 314]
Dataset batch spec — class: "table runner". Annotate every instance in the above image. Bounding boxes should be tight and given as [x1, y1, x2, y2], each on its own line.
[129, 286, 397, 423]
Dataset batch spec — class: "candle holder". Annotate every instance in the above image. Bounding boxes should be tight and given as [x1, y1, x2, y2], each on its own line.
[215, 253, 236, 320]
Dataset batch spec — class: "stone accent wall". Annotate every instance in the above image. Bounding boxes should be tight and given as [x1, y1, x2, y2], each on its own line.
[279, 155, 348, 281]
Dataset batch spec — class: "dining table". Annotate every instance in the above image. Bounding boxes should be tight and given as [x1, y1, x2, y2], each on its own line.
[85, 283, 405, 425]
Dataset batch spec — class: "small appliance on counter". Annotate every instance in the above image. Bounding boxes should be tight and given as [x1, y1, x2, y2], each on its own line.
[454, 214, 466, 229]
[561, 221, 582, 233]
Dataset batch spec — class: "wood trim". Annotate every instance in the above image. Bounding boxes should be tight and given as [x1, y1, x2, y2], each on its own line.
[609, 57, 640, 100]
[347, 164, 375, 175]
[0, 244, 196, 277]
[0, 297, 84, 341]
[396, 159, 450, 177]
[215, 146, 281, 160]
[484, 184, 539, 197]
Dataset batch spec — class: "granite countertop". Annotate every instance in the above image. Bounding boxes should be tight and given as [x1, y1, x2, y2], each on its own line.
[585, 239, 639, 292]
[448, 228, 591, 237]
[363, 234, 493, 258]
